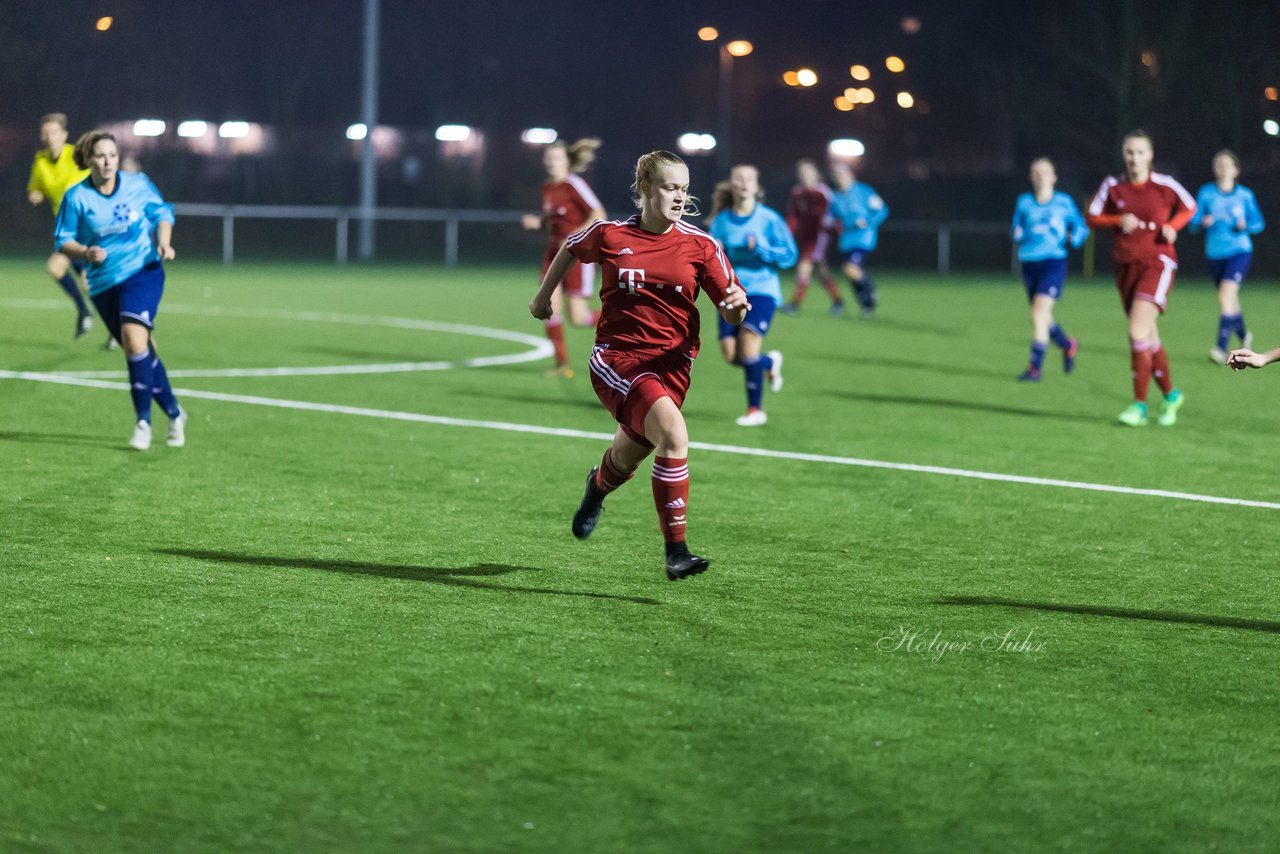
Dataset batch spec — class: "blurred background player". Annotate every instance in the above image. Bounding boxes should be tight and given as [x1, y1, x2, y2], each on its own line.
[1189, 150, 1265, 365]
[781, 158, 841, 315]
[521, 137, 605, 378]
[528, 150, 749, 581]
[828, 160, 888, 318]
[26, 113, 93, 338]
[55, 130, 186, 451]
[708, 165, 797, 426]
[1087, 130, 1195, 427]
[1010, 157, 1088, 382]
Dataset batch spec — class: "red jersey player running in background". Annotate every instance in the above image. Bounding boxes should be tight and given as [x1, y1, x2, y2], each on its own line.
[1087, 130, 1195, 426]
[522, 138, 605, 378]
[780, 158, 842, 315]
[529, 150, 750, 581]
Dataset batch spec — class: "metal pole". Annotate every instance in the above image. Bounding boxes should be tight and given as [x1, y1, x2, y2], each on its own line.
[444, 218, 459, 268]
[222, 213, 234, 266]
[357, 0, 380, 261]
[937, 225, 951, 275]
[336, 216, 349, 265]
[717, 46, 732, 175]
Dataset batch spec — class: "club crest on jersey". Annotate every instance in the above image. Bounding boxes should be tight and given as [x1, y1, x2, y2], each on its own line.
[619, 247, 633, 255]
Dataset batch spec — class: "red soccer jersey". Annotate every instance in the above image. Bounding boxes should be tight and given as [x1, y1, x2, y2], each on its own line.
[542, 174, 603, 244]
[1087, 173, 1196, 264]
[786, 184, 833, 239]
[565, 216, 740, 358]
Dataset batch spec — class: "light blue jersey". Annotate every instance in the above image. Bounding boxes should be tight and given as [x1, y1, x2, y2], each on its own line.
[708, 202, 797, 303]
[1011, 191, 1088, 262]
[1190, 183, 1265, 260]
[830, 182, 888, 252]
[54, 172, 175, 295]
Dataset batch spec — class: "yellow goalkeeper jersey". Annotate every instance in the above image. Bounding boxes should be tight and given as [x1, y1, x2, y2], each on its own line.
[28, 144, 89, 215]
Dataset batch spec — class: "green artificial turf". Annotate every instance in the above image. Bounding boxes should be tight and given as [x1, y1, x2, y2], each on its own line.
[1, 258, 1277, 853]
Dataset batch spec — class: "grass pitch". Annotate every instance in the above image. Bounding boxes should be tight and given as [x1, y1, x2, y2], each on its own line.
[1, 258, 1278, 852]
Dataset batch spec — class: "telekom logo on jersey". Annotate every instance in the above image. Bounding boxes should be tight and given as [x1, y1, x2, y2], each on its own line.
[617, 268, 683, 295]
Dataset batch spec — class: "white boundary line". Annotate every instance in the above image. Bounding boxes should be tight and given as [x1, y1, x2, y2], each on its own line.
[0, 299, 554, 378]
[4, 370, 1279, 511]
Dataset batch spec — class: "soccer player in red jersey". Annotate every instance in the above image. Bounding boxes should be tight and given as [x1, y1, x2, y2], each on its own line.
[522, 138, 606, 377]
[780, 159, 841, 315]
[528, 150, 750, 581]
[1086, 131, 1195, 427]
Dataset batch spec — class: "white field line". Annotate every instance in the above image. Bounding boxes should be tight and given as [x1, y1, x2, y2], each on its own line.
[0, 299, 553, 378]
[3, 370, 1279, 511]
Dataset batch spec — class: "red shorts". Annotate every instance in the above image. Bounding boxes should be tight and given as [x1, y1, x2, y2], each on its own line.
[588, 344, 692, 448]
[796, 231, 830, 264]
[542, 244, 597, 299]
[1115, 255, 1177, 314]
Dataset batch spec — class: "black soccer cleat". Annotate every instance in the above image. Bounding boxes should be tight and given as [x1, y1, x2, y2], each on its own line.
[572, 467, 606, 539]
[665, 552, 710, 581]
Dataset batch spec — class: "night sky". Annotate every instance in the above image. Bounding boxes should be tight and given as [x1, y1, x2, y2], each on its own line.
[3, 0, 1279, 216]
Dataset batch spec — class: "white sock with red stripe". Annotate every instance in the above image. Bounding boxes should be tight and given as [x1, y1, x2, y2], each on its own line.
[651, 456, 689, 544]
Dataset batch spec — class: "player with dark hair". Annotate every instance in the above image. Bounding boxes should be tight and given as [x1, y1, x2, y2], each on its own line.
[1189, 150, 1265, 364]
[708, 164, 797, 425]
[522, 138, 606, 377]
[1087, 130, 1195, 426]
[1010, 157, 1088, 381]
[55, 130, 186, 450]
[27, 113, 93, 338]
[828, 160, 888, 318]
[781, 158, 841, 315]
[529, 150, 749, 580]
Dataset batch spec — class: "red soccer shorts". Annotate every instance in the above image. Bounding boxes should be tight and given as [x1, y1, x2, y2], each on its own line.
[542, 244, 597, 299]
[588, 344, 692, 448]
[1115, 254, 1177, 314]
[796, 230, 830, 264]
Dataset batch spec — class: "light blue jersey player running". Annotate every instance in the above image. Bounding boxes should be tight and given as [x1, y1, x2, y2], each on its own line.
[1189, 150, 1266, 364]
[1010, 157, 1088, 382]
[708, 165, 798, 426]
[54, 130, 186, 451]
[828, 159, 888, 318]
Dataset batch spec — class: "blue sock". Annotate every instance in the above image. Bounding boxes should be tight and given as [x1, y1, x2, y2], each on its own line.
[57, 274, 90, 315]
[743, 356, 766, 409]
[1233, 314, 1248, 343]
[852, 276, 877, 309]
[1029, 341, 1047, 372]
[149, 345, 181, 419]
[1048, 323, 1071, 349]
[1217, 316, 1234, 351]
[126, 350, 155, 423]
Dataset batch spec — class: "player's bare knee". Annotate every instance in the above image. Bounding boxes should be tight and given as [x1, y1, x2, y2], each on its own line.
[47, 254, 68, 278]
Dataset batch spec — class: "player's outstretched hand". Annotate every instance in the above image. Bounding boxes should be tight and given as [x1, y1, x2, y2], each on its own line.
[1227, 348, 1269, 371]
[157, 243, 176, 261]
[529, 295, 553, 320]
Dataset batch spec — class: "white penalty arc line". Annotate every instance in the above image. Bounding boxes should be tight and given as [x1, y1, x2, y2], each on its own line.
[0, 299, 554, 378]
[4, 370, 1280, 511]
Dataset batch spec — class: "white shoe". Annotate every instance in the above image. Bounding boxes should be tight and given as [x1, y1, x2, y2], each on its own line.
[79, 315, 94, 333]
[1243, 331, 1254, 352]
[166, 407, 187, 448]
[1209, 347, 1228, 365]
[735, 408, 768, 426]
[767, 349, 784, 393]
[128, 420, 152, 451]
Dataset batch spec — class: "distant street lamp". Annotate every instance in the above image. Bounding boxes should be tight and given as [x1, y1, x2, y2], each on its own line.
[698, 29, 753, 173]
